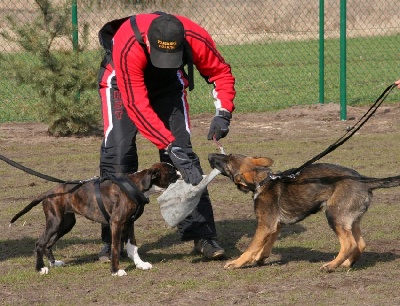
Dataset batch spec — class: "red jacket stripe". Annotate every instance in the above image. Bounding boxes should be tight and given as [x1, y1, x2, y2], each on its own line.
[119, 36, 172, 148]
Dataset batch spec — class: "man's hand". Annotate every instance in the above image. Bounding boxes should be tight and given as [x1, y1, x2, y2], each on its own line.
[167, 146, 203, 186]
[207, 110, 232, 140]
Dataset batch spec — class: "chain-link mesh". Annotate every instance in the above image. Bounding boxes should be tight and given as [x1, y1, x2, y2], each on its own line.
[0, 0, 399, 122]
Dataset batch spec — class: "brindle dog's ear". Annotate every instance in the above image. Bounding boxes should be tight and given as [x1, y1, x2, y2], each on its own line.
[141, 168, 160, 190]
[252, 157, 273, 167]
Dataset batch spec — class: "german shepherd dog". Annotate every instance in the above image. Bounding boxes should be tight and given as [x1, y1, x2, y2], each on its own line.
[10, 162, 179, 276]
[208, 153, 400, 272]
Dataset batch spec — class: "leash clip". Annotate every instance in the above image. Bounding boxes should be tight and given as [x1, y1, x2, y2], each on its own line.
[287, 173, 299, 179]
[79, 176, 100, 184]
[269, 173, 281, 180]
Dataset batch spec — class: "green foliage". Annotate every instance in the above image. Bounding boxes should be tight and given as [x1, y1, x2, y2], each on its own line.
[1, 35, 398, 123]
[0, 0, 99, 136]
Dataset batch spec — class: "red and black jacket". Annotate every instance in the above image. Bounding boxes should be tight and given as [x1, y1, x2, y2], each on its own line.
[99, 13, 236, 149]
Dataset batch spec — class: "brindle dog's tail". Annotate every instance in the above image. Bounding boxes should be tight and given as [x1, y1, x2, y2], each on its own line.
[364, 175, 400, 190]
[10, 192, 48, 224]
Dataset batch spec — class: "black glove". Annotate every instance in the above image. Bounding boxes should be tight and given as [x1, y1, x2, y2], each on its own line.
[207, 110, 232, 140]
[167, 146, 203, 186]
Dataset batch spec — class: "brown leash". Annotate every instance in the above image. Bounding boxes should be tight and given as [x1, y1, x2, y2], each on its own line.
[213, 136, 226, 154]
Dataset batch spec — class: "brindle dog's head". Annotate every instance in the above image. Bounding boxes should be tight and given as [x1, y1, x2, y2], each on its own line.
[129, 162, 180, 195]
[208, 153, 273, 193]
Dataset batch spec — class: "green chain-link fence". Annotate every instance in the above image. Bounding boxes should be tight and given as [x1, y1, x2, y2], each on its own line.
[0, 0, 399, 123]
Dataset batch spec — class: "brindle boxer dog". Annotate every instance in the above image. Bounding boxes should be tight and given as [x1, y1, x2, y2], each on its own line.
[10, 162, 179, 276]
[208, 153, 400, 272]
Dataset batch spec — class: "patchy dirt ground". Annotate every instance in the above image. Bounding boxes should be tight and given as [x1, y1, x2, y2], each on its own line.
[1, 102, 400, 305]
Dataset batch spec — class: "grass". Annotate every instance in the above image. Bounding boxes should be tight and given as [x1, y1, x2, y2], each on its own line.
[1, 34, 399, 123]
[1, 108, 400, 304]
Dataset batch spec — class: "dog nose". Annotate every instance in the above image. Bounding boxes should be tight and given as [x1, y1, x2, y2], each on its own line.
[208, 153, 219, 168]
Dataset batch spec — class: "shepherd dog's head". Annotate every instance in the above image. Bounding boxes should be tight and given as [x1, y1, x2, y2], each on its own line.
[208, 153, 273, 192]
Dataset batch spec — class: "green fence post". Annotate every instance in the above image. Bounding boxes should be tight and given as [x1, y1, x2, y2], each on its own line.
[71, 0, 80, 100]
[340, 0, 347, 120]
[319, 0, 325, 104]
[72, 0, 78, 51]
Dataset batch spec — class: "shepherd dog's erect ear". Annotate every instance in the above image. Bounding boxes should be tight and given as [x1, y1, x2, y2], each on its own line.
[251, 157, 273, 167]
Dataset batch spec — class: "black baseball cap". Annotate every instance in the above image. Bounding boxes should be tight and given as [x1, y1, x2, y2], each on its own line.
[148, 14, 184, 68]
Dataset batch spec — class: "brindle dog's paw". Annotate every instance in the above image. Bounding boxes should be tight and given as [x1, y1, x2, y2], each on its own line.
[112, 269, 127, 276]
[49, 260, 65, 267]
[136, 261, 152, 270]
[39, 267, 49, 275]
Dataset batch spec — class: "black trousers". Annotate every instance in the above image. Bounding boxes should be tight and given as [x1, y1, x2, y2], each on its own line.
[99, 84, 217, 243]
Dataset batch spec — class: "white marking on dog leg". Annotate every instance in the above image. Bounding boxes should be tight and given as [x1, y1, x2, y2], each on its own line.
[49, 260, 65, 267]
[126, 240, 152, 270]
[112, 269, 127, 277]
[39, 267, 49, 275]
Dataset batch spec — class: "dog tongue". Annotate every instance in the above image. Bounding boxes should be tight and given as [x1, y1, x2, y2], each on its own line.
[157, 168, 221, 227]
